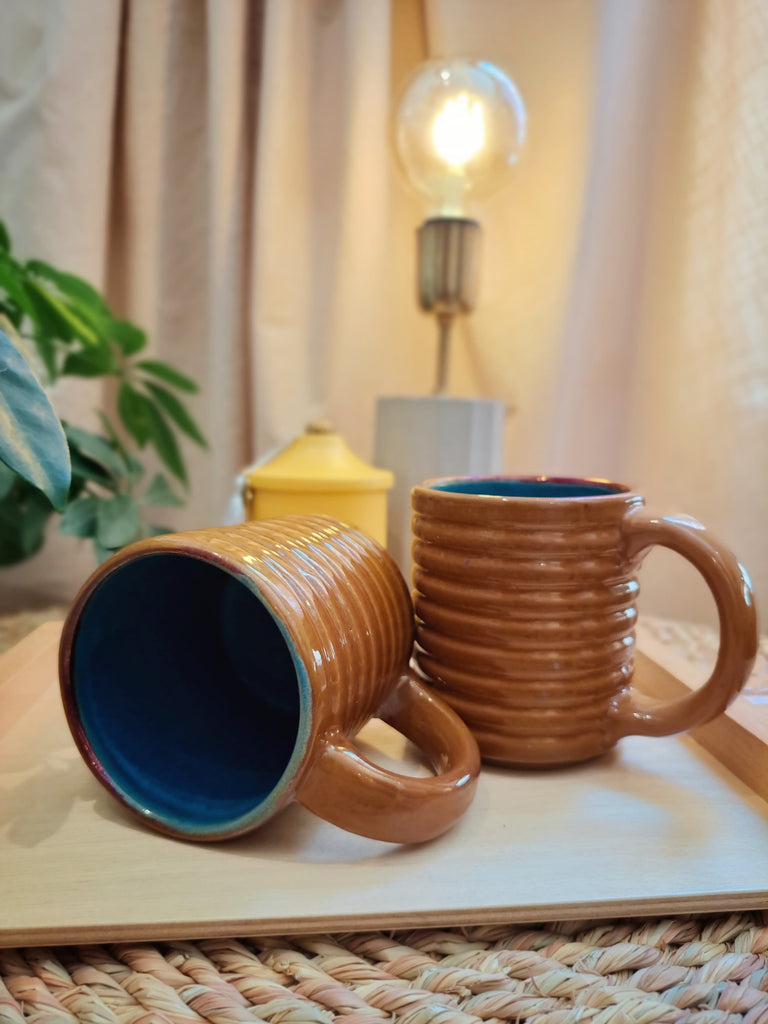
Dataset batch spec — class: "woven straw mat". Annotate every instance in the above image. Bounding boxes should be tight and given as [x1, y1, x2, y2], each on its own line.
[3, 914, 768, 1024]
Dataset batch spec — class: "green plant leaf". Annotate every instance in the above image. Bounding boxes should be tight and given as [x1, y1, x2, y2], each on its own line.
[0, 475, 54, 565]
[30, 327, 58, 382]
[96, 492, 141, 549]
[141, 473, 184, 506]
[126, 454, 144, 483]
[136, 359, 198, 393]
[26, 261, 148, 358]
[144, 402, 187, 484]
[26, 260, 109, 314]
[0, 328, 71, 509]
[0, 224, 198, 568]
[96, 410, 121, 448]
[118, 381, 151, 446]
[69, 447, 115, 492]
[63, 344, 116, 376]
[95, 410, 142, 484]
[144, 381, 207, 448]
[60, 493, 99, 538]
[26, 264, 116, 344]
[0, 300, 23, 329]
[0, 254, 34, 318]
[110, 319, 146, 355]
[25, 279, 101, 347]
[23, 282, 70, 343]
[0, 459, 16, 500]
[64, 423, 127, 481]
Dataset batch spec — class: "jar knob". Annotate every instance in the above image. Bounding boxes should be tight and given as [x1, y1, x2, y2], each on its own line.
[305, 420, 334, 435]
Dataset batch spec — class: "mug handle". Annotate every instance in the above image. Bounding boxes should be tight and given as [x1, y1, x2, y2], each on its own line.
[609, 507, 758, 742]
[296, 672, 481, 843]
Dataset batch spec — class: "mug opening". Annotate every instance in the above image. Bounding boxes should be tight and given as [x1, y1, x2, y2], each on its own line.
[67, 552, 310, 837]
[429, 476, 629, 499]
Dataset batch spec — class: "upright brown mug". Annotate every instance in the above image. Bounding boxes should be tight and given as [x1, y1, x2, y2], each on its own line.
[411, 476, 758, 767]
[60, 515, 480, 843]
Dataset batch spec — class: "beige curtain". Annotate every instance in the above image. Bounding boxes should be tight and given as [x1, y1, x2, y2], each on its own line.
[0, 0, 124, 608]
[0, 0, 262, 609]
[425, 0, 768, 626]
[250, 0, 428, 453]
[0, 0, 765, 629]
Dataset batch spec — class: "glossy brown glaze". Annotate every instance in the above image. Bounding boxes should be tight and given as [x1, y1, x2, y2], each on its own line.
[59, 516, 479, 842]
[412, 478, 758, 766]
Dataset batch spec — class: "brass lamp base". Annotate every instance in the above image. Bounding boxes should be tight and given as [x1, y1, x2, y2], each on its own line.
[417, 217, 481, 394]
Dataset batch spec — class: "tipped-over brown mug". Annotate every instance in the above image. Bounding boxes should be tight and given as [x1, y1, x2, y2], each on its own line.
[411, 476, 758, 767]
[59, 515, 480, 843]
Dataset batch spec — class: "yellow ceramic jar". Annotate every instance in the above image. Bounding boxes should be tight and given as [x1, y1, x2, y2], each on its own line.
[243, 422, 394, 546]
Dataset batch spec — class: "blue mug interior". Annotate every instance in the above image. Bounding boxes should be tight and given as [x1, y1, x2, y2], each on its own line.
[70, 553, 308, 836]
[431, 478, 626, 498]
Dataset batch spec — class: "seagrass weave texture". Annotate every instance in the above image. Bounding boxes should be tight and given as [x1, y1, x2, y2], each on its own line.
[3, 915, 768, 1024]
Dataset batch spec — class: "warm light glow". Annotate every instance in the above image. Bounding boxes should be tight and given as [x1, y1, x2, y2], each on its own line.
[432, 94, 485, 168]
[394, 58, 525, 214]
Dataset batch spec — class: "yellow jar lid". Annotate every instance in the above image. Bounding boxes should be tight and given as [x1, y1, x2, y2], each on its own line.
[245, 422, 394, 493]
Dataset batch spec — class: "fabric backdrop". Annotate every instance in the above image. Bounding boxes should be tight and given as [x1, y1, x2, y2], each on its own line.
[0, 0, 765, 630]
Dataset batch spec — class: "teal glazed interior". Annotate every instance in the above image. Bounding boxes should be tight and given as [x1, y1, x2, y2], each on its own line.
[68, 553, 310, 837]
[431, 477, 628, 499]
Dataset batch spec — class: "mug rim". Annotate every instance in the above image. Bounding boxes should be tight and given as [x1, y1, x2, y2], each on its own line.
[59, 543, 314, 841]
[418, 475, 634, 500]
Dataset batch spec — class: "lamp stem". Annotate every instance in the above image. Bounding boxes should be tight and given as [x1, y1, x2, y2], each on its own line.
[417, 217, 481, 397]
[434, 314, 453, 395]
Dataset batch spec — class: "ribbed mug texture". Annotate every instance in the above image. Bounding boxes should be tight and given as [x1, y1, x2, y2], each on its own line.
[60, 515, 480, 842]
[413, 478, 759, 767]
[412, 487, 646, 765]
[213, 516, 414, 740]
[198, 517, 415, 744]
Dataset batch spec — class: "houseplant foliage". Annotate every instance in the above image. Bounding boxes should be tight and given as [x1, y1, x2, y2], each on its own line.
[0, 327, 71, 506]
[0, 220, 206, 565]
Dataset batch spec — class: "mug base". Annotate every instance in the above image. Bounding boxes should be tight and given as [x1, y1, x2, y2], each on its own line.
[417, 679, 618, 768]
[476, 734, 615, 769]
[482, 749, 613, 770]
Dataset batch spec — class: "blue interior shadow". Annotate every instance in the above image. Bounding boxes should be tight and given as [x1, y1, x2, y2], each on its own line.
[71, 553, 305, 834]
[432, 479, 623, 498]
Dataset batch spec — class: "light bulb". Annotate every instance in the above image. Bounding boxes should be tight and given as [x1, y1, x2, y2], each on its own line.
[394, 58, 526, 216]
[432, 94, 485, 166]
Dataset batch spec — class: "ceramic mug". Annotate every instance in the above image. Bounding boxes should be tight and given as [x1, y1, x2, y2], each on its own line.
[59, 515, 480, 843]
[411, 476, 758, 767]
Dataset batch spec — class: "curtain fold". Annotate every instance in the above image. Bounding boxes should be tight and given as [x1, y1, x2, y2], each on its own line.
[107, 0, 260, 528]
[425, 0, 768, 625]
[0, 0, 122, 609]
[250, 0, 431, 457]
[625, 0, 768, 623]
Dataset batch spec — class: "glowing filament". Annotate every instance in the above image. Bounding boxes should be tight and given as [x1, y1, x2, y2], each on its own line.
[432, 93, 485, 168]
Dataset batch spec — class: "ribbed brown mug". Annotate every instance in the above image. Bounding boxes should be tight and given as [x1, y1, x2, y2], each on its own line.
[412, 476, 758, 767]
[59, 515, 479, 842]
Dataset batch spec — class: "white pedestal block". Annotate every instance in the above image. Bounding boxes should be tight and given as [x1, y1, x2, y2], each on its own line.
[374, 395, 505, 580]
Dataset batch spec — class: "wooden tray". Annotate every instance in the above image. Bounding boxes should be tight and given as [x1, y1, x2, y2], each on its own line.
[635, 619, 768, 803]
[1, 623, 768, 948]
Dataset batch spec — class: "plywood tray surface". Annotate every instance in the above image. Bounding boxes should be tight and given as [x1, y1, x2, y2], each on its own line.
[1, 623, 767, 948]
